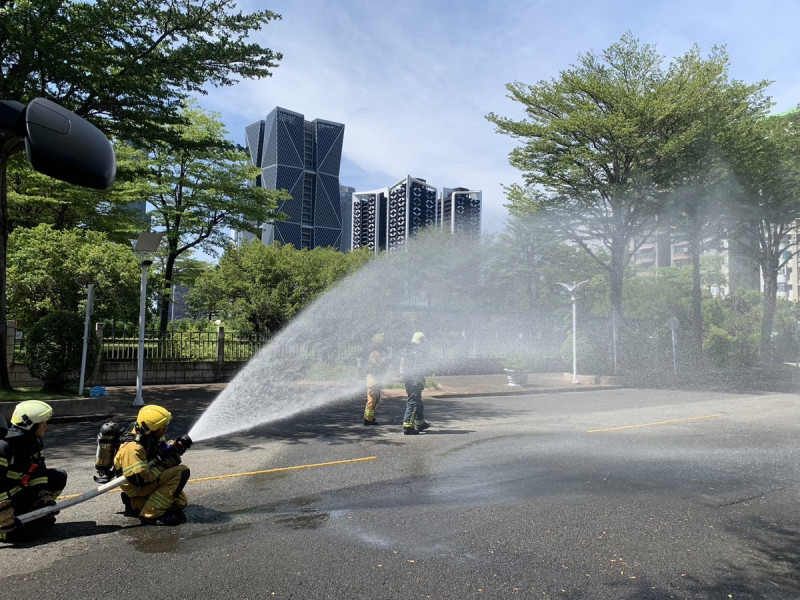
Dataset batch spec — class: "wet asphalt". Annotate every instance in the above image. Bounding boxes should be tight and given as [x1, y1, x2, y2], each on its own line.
[2, 386, 800, 599]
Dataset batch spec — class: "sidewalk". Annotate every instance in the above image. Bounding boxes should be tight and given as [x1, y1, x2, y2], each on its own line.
[1, 373, 619, 421]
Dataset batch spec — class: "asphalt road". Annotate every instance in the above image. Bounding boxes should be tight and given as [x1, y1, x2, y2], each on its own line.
[2, 387, 799, 599]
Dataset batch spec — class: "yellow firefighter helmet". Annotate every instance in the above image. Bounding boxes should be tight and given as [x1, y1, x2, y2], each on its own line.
[411, 331, 425, 344]
[136, 405, 172, 435]
[11, 400, 53, 431]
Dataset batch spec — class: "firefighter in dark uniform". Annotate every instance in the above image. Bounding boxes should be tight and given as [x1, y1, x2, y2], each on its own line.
[402, 332, 431, 435]
[0, 401, 67, 543]
[113, 405, 190, 526]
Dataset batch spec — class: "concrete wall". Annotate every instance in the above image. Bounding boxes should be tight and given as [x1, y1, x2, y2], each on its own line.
[89, 360, 246, 387]
[8, 361, 246, 389]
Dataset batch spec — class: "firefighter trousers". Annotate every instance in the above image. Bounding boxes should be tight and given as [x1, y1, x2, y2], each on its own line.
[126, 465, 189, 519]
[364, 374, 381, 422]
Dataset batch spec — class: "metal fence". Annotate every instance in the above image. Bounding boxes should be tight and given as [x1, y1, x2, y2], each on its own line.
[100, 330, 263, 362]
[11, 326, 565, 367]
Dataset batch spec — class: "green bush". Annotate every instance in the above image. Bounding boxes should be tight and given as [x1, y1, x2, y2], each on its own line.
[24, 311, 96, 393]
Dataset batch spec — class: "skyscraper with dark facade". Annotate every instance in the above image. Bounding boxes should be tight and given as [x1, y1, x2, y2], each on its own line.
[245, 107, 345, 249]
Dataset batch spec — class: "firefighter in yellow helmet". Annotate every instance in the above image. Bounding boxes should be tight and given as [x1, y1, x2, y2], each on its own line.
[113, 405, 190, 526]
[363, 333, 387, 425]
[1, 401, 67, 543]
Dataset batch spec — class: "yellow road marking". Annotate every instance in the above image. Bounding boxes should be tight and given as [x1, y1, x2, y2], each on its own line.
[57, 456, 377, 500]
[587, 414, 721, 434]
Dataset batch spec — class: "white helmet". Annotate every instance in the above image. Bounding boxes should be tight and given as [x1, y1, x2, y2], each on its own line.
[11, 400, 53, 431]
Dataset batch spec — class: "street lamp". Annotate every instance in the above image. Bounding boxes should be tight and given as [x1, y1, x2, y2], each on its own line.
[130, 231, 163, 407]
[557, 280, 590, 384]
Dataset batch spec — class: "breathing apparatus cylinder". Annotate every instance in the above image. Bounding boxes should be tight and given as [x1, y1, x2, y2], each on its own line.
[94, 422, 121, 483]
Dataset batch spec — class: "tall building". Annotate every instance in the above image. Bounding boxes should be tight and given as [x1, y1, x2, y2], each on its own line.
[339, 185, 355, 253]
[352, 187, 387, 253]
[245, 107, 345, 249]
[352, 176, 481, 252]
[439, 187, 482, 234]
[352, 176, 438, 253]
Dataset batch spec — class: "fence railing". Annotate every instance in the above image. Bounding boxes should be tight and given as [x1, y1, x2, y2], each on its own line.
[100, 329, 263, 362]
[11, 324, 565, 368]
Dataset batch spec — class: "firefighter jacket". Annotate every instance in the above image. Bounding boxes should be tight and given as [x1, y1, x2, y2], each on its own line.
[113, 432, 167, 492]
[0, 427, 48, 505]
[402, 341, 428, 388]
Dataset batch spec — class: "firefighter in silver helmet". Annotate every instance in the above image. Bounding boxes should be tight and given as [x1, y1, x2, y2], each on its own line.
[0, 401, 67, 543]
[113, 404, 190, 526]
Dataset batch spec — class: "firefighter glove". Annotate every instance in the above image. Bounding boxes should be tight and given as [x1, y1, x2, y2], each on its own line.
[20, 463, 39, 487]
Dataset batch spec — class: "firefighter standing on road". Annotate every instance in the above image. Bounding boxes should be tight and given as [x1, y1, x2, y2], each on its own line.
[0, 401, 67, 543]
[363, 333, 387, 425]
[402, 331, 431, 435]
[114, 405, 190, 526]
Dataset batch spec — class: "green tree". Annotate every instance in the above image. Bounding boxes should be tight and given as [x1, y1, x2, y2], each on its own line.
[724, 111, 800, 362]
[188, 241, 372, 337]
[487, 34, 674, 363]
[6, 142, 153, 243]
[487, 33, 769, 368]
[0, 0, 283, 388]
[23, 310, 94, 393]
[128, 101, 290, 334]
[654, 47, 769, 364]
[7, 224, 141, 327]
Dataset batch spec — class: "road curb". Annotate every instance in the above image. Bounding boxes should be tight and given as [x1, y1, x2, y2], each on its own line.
[0, 396, 113, 421]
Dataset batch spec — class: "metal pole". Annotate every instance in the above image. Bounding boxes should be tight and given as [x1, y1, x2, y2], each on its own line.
[78, 284, 95, 396]
[133, 261, 149, 406]
[572, 297, 578, 384]
[612, 308, 619, 375]
[671, 328, 678, 375]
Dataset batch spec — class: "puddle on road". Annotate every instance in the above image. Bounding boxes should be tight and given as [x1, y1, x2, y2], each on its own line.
[124, 496, 329, 553]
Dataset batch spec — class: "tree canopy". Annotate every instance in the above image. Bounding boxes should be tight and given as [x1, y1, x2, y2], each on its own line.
[188, 241, 373, 338]
[124, 101, 290, 333]
[487, 32, 772, 368]
[7, 224, 141, 328]
[0, 0, 283, 388]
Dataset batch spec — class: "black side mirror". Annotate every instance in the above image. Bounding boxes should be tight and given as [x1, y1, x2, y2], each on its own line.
[0, 98, 116, 189]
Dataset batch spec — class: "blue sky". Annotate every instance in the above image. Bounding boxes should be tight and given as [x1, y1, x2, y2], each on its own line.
[199, 0, 800, 234]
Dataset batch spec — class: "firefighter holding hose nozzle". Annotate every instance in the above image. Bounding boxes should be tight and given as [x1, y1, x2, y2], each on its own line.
[113, 405, 192, 526]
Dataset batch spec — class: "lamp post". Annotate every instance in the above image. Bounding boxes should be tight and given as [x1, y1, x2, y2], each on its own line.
[131, 231, 163, 406]
[557, 280, 590, 384]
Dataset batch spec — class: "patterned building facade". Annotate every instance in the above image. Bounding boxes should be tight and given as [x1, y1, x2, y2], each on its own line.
[245, 107, 345, 249]
[352, 176, 442, 253]
[440, 187, 482, 235]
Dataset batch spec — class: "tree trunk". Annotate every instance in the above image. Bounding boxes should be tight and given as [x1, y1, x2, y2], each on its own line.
[688, 230, 705, 368]
[0, 141, 22, 391]
[610, 240, 626, 368]
[158, 249, 177, 334]
[760, 267, 778, 363]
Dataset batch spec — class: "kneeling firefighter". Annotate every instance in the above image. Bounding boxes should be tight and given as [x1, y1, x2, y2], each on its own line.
[0, 401, 67, 543]
[113, 405, 191, 526]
